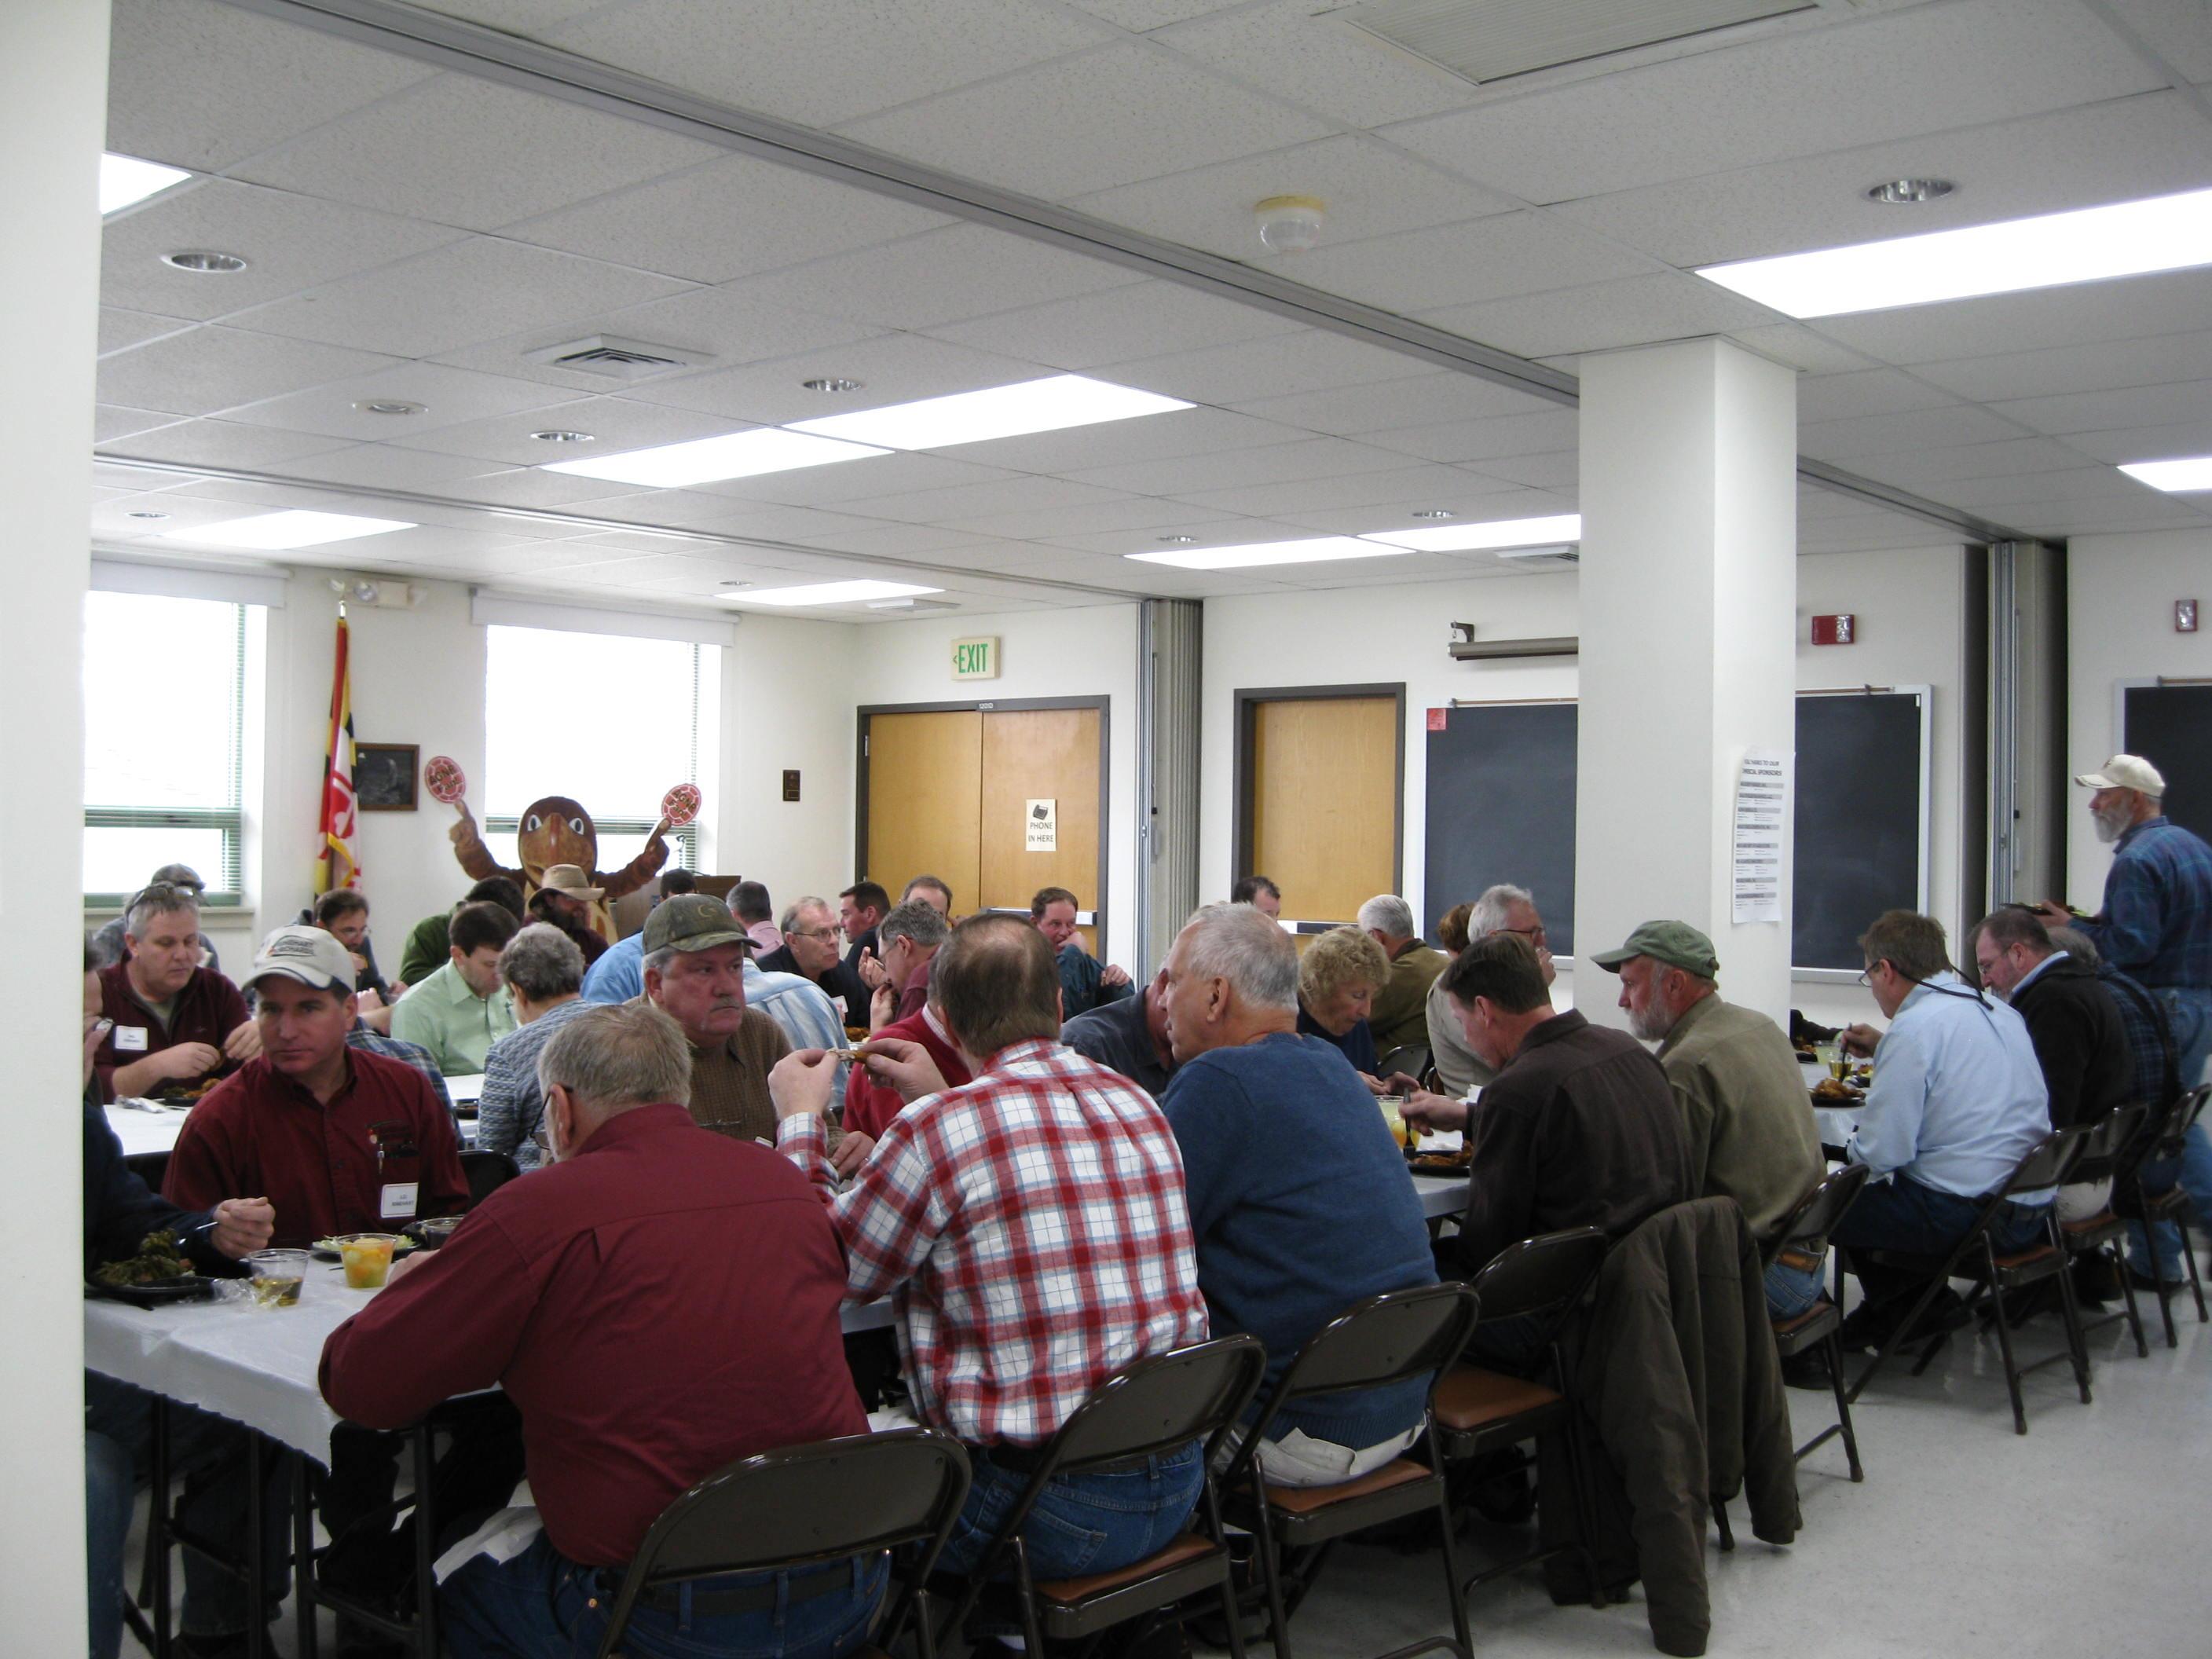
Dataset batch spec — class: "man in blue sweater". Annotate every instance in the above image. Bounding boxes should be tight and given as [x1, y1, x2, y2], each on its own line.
[1159, 901, 1437, 1485]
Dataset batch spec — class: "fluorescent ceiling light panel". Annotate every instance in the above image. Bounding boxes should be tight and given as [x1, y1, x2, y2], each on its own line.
[790, 375, 1192, 450]
[737, 580, 943, 606]
[101, 152, 192, 215]
[2119, 456, 2212, 493]
[1361, 514, 1582, 552]
[1127, 537, 1408, 571]
[162, 510, 415, 549]
[541, 428, 888, 487]
[1696, 186, 2212, 319]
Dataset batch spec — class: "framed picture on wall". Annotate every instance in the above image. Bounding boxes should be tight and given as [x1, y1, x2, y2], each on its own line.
[354, 742, 420, 811]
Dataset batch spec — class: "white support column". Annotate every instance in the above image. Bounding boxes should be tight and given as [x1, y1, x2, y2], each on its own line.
[0, 1, 109, 1649]
[1575, 338, 1798, 1027]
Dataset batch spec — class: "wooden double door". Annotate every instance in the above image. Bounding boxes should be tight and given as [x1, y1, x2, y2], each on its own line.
[860, 699, 1108, 950]
[1236, 686, 1404, 930]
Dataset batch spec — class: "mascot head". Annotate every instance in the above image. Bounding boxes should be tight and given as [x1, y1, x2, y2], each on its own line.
[516, 795, 596, 879]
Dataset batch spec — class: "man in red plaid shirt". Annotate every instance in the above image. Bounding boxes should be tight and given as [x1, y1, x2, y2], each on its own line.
[771, 913, 1210, 1581]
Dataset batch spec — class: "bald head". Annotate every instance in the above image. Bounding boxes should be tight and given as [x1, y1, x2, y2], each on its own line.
[933, 913, 1062, 1060]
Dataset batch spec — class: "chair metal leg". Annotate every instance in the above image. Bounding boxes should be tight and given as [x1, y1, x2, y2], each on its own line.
[2181, 1229, 2209, 1324]
[2111, 1243, 2151, 1358]
[1848, 1267, 1957, 1404]
[152, 1397, 173, 1659]
[1824, 1330, 1864, 1482]
[1983, 1245, 2030, 1436]
[2152, 1236, 2181, 1349]
[2051, 1244, 2094, 1405]
[1427, 1482, 1474, 1659]
[1712, 1498, 1734, 1552]
[412, 1426, 437, 1655]
[294, 1458, 320, 1659]
[1251, 1495, 1297, 1659]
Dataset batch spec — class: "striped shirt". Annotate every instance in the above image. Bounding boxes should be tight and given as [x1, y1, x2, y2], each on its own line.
[346, 1027, 453, 1115]
[474, 998, 596, 1170]
[779, 1038, 1207, 1447]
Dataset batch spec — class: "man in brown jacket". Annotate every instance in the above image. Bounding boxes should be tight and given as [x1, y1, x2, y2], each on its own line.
[639, 894, 788, 1144]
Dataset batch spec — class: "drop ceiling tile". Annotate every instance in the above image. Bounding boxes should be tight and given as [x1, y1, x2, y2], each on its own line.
[1836, 436, 2098, 488]
[1265, 211, 1660, 316]
[225, 362, 593, 442]
[1914, 330, 2212, 405]
[2100, 0, 2212, 81]
[720, 223, 1143, 334]
[1104, 328, 1430, 405]
[101, 180, 467, 323]
[276, 445, 511, 493]
[548, 0, 1115, 130]
[2064, 421, 2212, 464]
[93, 460, 196, 493]
[96, 417, 357, 470]
[1470, 451, 1580, 491]
[1990, 381, 2212, 438]
[837, 42, 1331, 201]
[97, 326, 405, 417]
[947, 406, 1310, 474]
[100, 308, 194, 359]
[106, 0, 436, 171]
[1361, 408, 1580, 463]
[439, 468, 661, 510]
[1031, 512, 1255, 554]
[1800, 403, 2031, 460]
[1938, 467, 2155, 511]
[95, 405, 185, 445]
[2010, 499, 2210, 534]
[1068, 134, 1511, 262]
[1551, 92, 2212, 268]
[924, 280, 1302, 372]
[1795, 368, 1959, 423]
[689, 454, 1019, 510]
[233, 73, 721, 233]
[90, 492, 276, 537]
[1384, 0, 2163, 203]
[1176, 461, 1529, 520]
[624, 332, 1047, 425]
[793, 522, 992, 558]
[1419, 272, 1776, 360]
[505, 152, 954, 284]
[234, 238, 693, 360]
[1723, 324, 1881, 377]
[1809, 266, 2212, 365]
[1061, 0, 1248, 27]
[833, 474, 1138, 525]
[1153, 0, 1487, 129]
[406, 0, 616, 30]
[1070, 434, 1412, 495]
[1229, 371, 1560, 435]
[937, 495, 1242, 540]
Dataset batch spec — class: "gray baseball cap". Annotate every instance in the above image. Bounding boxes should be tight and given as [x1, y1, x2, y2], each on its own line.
[1588, 920, 1720, 979]
[643, 893, 750, 955]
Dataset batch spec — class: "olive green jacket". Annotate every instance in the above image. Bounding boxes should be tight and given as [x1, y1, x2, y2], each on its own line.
[1370, 941, 1448, 1055]
[1654, 994, 1822, 1243]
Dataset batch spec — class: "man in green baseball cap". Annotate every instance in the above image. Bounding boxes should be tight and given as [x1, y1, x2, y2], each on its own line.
[1595, 921, 1824, 1332]
[640, 893, 789, 1145]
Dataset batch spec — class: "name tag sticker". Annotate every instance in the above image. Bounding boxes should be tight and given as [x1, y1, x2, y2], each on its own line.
[380, 1182, 419, 1221]
[114, 1026, 149, 1052]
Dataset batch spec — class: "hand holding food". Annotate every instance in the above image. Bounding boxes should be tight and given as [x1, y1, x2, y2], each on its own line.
[869, 982, 896, 1033]
[767, 1048, 838, 1121]
[859, 1036, 948, 1105]
[223, 1020, 262, 1062]
[858, 947, 889, 992]
[156, 1042, 223, 1081]
[1401, 1093, 1470, 1133]
[1840, 1023, 1882, 1059]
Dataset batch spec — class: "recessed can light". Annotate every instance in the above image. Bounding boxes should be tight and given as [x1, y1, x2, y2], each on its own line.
[1158, 534, 1199, 544]
[801, 377, 863, 394]
[354, 400, 425, 416]
[162, 250, 247, 273]
[530, 429, 596, 443]
[1410, 508, 1456, 519]
[126, 510, 170, 520]
[1865, 178, 1955, 205]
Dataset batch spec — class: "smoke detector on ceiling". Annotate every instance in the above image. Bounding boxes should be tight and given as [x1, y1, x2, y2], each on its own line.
[1254, 195, 1327, 254]
[523, 334, 712, 382]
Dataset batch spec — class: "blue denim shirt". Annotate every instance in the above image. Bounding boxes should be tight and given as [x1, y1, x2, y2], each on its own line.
[2078, 816, 2212, 991]
[1849, 972, 2053, 1203]
[580, 933, 644, 1004]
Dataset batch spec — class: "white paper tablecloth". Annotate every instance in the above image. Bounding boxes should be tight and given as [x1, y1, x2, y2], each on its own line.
[1412, 1174, 1466, 1220]
[106, 1103, 190, 1158]
[446, 1074, 485, 1106]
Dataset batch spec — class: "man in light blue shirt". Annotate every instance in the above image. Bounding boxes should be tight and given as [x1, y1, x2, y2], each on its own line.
[584, 929, 848, 1096]
[1832, 910, 2053, 1348]
[580, 931, 646, 1005]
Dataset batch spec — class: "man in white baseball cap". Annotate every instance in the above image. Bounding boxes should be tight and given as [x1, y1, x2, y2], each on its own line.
[2037, 753, 2212, 1285]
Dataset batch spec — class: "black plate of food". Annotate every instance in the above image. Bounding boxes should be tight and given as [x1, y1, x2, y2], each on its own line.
[88, 1228, 218, 1305]
[86, 1273, 217, 1307]
[1408, 1152, 1474, 1177]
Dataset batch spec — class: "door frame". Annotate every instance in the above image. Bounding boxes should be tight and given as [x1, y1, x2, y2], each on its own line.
[856, 695, 1113, 928]
[1232, 683, 1406, 928]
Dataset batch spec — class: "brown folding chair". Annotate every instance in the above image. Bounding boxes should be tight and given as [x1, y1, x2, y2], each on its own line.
[1430, 1229, 1610, 1606]
[1843, 1126, 2093, 1434]
[2059, 1103, 2152, 1359]
[2115, 1083, 2212, 1348]
[594, 1428, 972, 1659]
[936, 1335, 1269, 1659]
[1218, 1281, 1483, 1659]
[1765, 1163, 1871, 1477]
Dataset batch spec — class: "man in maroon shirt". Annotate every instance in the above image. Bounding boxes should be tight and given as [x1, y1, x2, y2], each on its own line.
[165, 926, 468, 1246]
[841, 978, 970, 1151]
[322, 1002, 882, 1659]
[94, 883, 258, 1102]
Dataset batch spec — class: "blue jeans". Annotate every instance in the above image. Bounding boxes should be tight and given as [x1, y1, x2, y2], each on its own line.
[1832, 1174, 2047, 1309]
[936, 1441, 1205, 1581]
[85, 1373, 292, 1646]
[1765, 1255, 1826, 1319]
[441, 1533, 885, 1659]
[2129, 987, 2212, 1279]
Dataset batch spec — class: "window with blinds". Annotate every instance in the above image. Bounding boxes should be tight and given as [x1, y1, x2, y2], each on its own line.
[82, 590, 247, 904]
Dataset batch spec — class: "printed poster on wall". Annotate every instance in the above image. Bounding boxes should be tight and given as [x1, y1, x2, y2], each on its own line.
[1026, 798, 1057, 852]
[1732, 749, 1789, 925]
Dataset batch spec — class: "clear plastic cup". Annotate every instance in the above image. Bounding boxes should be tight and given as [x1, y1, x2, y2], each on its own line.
[339, 1235, 399, 1290]
[244, 1248, 308, 1308]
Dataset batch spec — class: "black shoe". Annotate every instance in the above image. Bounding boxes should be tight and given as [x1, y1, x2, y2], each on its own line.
[1778, 1346, 1833, 1390]
[2127, 1265, 2186, 1295]
[1837, 1286, 1967, 1354]
[1998, 1280, 2060, 1324]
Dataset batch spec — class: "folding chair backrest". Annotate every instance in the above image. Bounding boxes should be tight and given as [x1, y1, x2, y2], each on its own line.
[1049, 1335, 1269, 1474]
[460, 1148, 520, 1207]
[1465, 1226, 1611, 1325]
[2154, 1085, 2212, 1161]
[630, 1429, 971, 1584]
[1377, 1043, 1432, 1084]
[2071, 1103, 2149, 1187]
[2003, 1125, 2086, 1197]
[1769, 1163, 1871, 1264]
[1271, 1280, 1481, 1403]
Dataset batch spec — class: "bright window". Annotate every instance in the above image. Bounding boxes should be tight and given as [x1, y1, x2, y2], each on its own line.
[82, 591, 247, 902]
[484, 625, 710, 871]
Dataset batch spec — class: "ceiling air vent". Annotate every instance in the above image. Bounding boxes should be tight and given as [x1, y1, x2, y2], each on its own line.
[522, 335, 711, 381]
[1344, 0, 1815, 86]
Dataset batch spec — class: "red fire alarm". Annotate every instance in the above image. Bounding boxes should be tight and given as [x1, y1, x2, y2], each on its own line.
[2178, 599, 2199, 634]
[1811, 613, 1856, 646]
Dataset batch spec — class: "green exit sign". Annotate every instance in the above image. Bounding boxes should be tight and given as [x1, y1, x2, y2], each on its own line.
[951, 635, 1001, 680]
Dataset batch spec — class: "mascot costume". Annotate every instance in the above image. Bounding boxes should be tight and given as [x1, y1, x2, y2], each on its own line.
[447, 796, 668, 943]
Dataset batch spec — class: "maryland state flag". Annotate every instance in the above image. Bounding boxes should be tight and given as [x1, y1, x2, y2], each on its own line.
[314, 613, 361, 894]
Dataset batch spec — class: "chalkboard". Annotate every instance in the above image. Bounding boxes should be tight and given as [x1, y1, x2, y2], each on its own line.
[1421, 691, 1928, 970]
[2122, 683, 2212, 844]
[1423, 703, 1579, 955]
[1792, 691, 1928, 970]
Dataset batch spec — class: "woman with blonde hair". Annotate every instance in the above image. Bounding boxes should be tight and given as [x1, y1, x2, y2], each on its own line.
[1297, 925, 1391, 1079]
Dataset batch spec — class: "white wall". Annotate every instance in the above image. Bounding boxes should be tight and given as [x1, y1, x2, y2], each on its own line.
[720, 610, 858, 908]
[2065, 526, 2212, 906]
[844, 602, 1143, 967]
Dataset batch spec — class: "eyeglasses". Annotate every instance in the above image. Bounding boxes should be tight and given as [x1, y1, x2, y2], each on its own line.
[789, 926, 840, 943]
[1499, 925, 1547, 944]
[530, 1122, 553, 1159]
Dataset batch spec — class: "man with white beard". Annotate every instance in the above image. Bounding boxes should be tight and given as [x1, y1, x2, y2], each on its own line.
[2038, 755, 2212, 1284]
[1595, 920, 1825, 1318]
